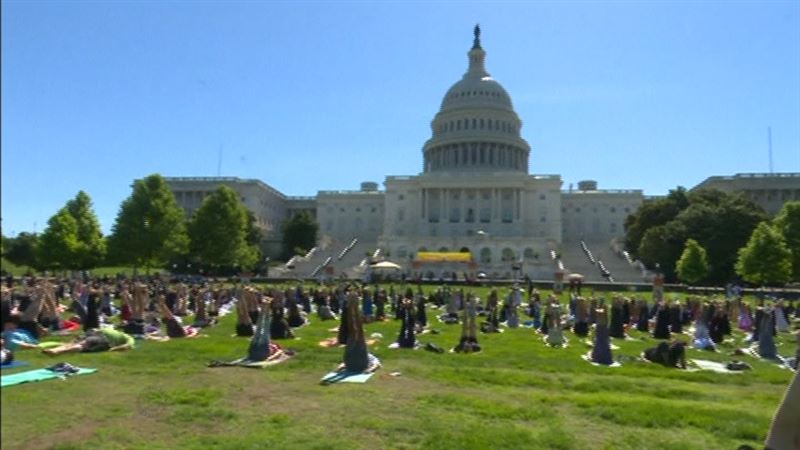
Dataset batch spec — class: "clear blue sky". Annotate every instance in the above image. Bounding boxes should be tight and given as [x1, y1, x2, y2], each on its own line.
[2, 1, 799, 236]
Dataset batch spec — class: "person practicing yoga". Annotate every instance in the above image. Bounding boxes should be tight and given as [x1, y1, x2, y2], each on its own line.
[396, 296, 417, 349]
[270, 292, 294, 339]
[43, 327, 135, 355]
[245, 296, 285, 363]
[3, 315, 39, 350]
[336, 291, 380, 374]
[505, 286, 521, 328]
[453, 293, 480, 353]
[573, 297, 590, 337]
[482, 289, 502, 333]
[152, 295, 199, 339]
[545, 300, 565, 347]
[318, 293, 337, 321]
[16, 284, 44, 339]
[652, 301, 671, 340]
[588, 308, 614, 365]
[286, 295, 307, 328]
[643, 340, 687, 369]
[235, 287, 255, 337]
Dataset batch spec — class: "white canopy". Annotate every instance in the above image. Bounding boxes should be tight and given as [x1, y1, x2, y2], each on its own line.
[371, 261, 402, 270]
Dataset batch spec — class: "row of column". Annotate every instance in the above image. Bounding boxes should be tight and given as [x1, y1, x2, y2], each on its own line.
[420, 188, 524, 223]
[425, 142, 527, 171]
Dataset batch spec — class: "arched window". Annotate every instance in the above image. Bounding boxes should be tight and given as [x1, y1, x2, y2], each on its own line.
[524, 248, 535, 259]
[480, 248, 492, 263]
[502, 248, 515, 262]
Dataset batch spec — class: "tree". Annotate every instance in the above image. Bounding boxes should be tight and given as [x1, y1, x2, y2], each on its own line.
[624, 187, 689, 253]
[674, 192, 768, 283]
[65, 191, 106, 269]
[37, 209, 81, 271]
[107, 174, 189, 271]
[281, 211, 318, 260]
[3, 232, 40, 270]
[735, 222, 792, 286]
[627, 187, 768, 283]
[188, 186, 259, 271]
[676, 239, 709, 285]
[637, 222, 687, 280]
[773, 201, 800, 281]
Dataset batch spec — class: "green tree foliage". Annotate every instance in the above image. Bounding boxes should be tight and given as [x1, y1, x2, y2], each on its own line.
[188, 186, 259, 271]
[773, 201, 800, 281]
[676, 239, 709, 285]
[626, 188, 768, 283]
[65, 191, 106, 269]
[245, 210, 263, 247]
[735, 222, 792, 286]
[37, 209, 81, 271]
[3, 232, 40, 269]
[281, 211, 318, 260]
[107, 174, 189, 271]
[624, 187, 688, 253]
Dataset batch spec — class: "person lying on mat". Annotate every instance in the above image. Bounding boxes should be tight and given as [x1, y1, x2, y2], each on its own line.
[153, 295, 199, 339]
[3, 315, 39, 350]
[42, 327, 135, 355]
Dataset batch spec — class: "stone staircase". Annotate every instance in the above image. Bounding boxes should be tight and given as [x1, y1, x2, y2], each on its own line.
[557, 239, 648, 283]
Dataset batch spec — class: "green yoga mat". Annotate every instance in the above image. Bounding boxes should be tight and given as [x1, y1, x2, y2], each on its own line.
[1, 368, 97, 388]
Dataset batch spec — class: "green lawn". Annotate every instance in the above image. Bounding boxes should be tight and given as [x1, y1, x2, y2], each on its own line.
[1, 285, 795, 450]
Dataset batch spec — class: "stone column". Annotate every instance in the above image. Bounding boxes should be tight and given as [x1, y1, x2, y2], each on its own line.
[442, 188, 448, 223]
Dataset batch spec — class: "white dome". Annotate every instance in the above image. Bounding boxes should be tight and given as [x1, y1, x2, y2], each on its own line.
[423, 26, 530, 174]
[440, 76, 514, 113]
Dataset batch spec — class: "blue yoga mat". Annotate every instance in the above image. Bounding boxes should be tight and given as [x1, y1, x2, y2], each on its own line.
[1, 368, 97, 388]
[0, 361, 29, 370]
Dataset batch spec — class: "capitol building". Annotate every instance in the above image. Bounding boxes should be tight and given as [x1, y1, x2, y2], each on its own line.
[163, 27, 800, 281]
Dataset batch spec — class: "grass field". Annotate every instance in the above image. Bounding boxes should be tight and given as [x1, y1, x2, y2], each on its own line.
[1, 285, 796, 450]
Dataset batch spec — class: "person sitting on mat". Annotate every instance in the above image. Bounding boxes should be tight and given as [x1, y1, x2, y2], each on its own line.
[42, 327, 135, 355]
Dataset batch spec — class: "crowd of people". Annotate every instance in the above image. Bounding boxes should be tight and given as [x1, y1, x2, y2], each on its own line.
[1, 275, 798, 372]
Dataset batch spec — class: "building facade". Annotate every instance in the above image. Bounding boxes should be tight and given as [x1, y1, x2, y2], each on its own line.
[694, 173, 800, 216]
[161, 27, 799, 278]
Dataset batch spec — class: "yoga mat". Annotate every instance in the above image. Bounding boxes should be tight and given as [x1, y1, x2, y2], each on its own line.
[581, 353, 622, 368]
[1, 368, 97, 388]
[689, 359, 744, 374]
[231, 354, 291, 368]
[0, 361, 29, 370]
[320, 371, 374, 384]
[37, 342, 64, 349]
